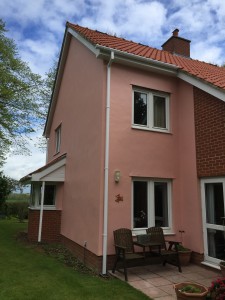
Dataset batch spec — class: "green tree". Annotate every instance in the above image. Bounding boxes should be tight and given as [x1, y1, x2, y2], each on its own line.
[0, 19, 45, 162]
[0, 172, 15, 208]
[36, 60, 58, 151]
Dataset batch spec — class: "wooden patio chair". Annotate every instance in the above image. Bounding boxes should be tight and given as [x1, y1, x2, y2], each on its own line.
[112, 228, 144, 281]
[146, 227, 182, 272]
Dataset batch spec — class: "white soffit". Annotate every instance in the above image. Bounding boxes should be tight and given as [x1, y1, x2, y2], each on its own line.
[67, 28, 100, 57]
[178, 71, 225, 102]
[31, 157, 66, 182]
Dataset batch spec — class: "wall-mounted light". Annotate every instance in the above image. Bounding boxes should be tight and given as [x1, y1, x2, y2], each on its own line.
[114, 170, 121, 183]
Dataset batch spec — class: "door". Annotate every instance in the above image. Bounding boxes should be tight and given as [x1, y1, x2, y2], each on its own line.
[201, 178, 225, 265]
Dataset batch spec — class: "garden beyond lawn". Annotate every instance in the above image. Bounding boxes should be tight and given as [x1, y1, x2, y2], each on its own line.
[0, 219, 150, 300]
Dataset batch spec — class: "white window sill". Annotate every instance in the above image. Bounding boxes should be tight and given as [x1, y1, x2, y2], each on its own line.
[29, 206, 58, 211]
[201, 261, 220, 270]
[132, 125, 170, 134]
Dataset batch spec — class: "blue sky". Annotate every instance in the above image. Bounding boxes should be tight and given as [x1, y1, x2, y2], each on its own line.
[2, 0, 225, 180]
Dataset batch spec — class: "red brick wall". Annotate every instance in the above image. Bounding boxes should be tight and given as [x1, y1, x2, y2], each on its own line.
[194, 87, 225, 177]
[28, 209, 61, 243]
[60, 235, 115, 273]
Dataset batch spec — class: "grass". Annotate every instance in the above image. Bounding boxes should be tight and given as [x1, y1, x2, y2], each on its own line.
[0, 219, 150, 300]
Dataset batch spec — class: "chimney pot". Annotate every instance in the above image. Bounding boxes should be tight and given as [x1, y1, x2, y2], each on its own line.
[161, 29, 191, 57]
[173, 29, 179, 37]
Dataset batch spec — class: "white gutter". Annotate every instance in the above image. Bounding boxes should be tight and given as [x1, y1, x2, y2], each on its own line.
[102, 51, 114, 275]
[38, 181, 45, 242]
[95, 44, 178, 75]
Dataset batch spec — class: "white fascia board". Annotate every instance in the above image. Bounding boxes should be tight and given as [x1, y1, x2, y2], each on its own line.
[39, 177, 64, 182]
[44, 31, 72, 137]
[67, 28, 100, 57]
[44, 28, 100, 137]
[178, 71, 225, 101]
[31, 157, 66, 182]
[96, 44, 178, 76]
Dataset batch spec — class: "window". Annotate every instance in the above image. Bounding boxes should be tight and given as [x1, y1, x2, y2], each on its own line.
[39, 185, 56, 206]
[132, 179, 171, 230]
[30, 183, 56, 207]
[132, 89, 169, 131]
[55, 125, 61, 153]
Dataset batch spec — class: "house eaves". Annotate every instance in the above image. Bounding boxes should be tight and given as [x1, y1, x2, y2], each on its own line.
[20, 153, 67, 183]
[44, 26, 179, 137]
[44, 24, 225, 137]
[94, 44, 225, 101]
[44, 27, 101, 137]
[95, 44, 178, 76]
[178, 71, 225, 101]
[44, 29, 72, 138]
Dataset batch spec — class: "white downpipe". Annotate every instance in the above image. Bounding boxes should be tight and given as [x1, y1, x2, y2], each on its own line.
[38, 181, 45, 243]
[102, 51, 114, 275]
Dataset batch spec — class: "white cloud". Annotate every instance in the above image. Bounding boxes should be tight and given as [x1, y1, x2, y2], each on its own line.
[192, 42, 223, 65]
[80, 0, 167, 44]
[19, 35, 59, 75]
[2, 0, 225, 180]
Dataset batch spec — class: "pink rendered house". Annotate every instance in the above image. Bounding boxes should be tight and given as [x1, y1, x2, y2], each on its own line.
[21, 23, 225, 274]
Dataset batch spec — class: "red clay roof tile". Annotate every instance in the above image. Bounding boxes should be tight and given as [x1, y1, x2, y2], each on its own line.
[67, 23, 225, 91]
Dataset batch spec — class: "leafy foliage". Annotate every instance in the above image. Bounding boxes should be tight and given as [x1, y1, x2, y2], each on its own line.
[0, 19, 48, 160]
[209, 278, 225, 300]
[35, 60, 57, 151]
[0, 171, 17, 207]
[180, 284, 201, 293]
[7, 192, 30, 202]
[2, 201, 28, 222]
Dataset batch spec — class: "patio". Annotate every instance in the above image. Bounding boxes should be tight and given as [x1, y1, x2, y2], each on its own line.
[110, 263, 221, 299]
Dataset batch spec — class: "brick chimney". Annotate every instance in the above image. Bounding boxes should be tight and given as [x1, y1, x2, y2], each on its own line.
[161, 29, 191, 57]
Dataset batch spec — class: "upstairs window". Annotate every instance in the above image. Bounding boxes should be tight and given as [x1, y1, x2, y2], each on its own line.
[132, 89, 169, 132]
[55, 125, 61, 153]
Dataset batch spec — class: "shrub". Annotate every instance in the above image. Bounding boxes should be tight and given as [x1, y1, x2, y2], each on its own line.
[209, 278, 225, 300]
[2, 201, 28, 222]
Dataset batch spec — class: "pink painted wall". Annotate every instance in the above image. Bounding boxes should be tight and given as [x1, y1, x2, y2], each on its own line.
[47, 34, 203, 257]
[106, 64, 202, 254]
[47, 37, 106, 255]
[176, 81, 203, 253]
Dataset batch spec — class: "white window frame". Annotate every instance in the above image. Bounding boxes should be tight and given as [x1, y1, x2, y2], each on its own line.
[132, 88, 170, 132]
[30, 183, 56, 210]
[55, 125, 61, 154]
[132, 178, 172, 234]
[201, 178, 225, 266]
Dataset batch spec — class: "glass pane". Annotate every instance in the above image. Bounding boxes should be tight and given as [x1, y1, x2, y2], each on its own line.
[44, 185, 56, 205]
[133, 181, 148, 228]
[207, 228, 225, 260]
[205, 183, 224, 225]
[134, 91, 147, 126]
[55, 126, 61, 153]
[30, 184, 35, 206]
[154, 182, 168, 227]
[39, 185, 56, 206]
[153, 96, 166, 128]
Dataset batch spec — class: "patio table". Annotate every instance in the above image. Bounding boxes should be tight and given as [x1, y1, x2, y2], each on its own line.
[134, 234, 161, 258]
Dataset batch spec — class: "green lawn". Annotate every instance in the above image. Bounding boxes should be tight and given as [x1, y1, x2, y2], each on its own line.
[0, 219, 150, 300]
